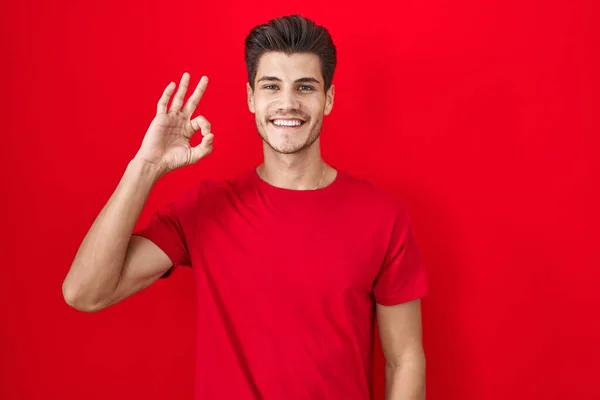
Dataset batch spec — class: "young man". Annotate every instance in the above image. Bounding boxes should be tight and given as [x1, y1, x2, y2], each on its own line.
[63, 15, 428, 400]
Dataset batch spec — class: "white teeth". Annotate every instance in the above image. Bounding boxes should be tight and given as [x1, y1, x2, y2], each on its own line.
[272, 119, 303, 127]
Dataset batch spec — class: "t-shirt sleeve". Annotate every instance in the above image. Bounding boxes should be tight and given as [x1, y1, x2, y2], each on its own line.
[132, 197, 193, 278]
[373, 205, 429, 305]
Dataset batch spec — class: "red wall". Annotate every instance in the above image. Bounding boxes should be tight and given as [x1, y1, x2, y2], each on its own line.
[1, 0, 598, 399]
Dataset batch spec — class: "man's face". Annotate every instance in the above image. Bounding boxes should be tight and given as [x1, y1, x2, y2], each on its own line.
[247, 52, 335, 155]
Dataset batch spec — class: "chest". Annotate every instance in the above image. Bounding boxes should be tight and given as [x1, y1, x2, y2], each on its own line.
[187, 202, 388, 300]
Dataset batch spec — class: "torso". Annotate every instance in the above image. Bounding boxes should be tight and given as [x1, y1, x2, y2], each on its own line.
[174, 168, 409, 399]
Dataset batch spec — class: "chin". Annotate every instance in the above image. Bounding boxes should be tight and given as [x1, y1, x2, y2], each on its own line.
[268, 143, 308, 155]
[263, 134, 321, 155]
[261, 135, 306, 154]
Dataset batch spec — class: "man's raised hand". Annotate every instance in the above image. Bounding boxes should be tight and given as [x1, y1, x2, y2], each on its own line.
[135, 72, 214, 176]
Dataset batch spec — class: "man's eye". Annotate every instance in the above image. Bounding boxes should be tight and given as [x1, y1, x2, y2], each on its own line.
[264, 85, 278, 90]
[299, 85, 314, 91]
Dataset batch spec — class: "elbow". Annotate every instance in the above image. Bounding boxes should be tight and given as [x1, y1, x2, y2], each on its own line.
[386, 347, 426, 371]
[62, 277, 109, 313]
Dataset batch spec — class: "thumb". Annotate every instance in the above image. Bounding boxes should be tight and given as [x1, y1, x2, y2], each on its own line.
[190, 132, 214, 163]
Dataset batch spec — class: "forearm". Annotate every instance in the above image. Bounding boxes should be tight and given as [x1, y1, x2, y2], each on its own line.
[385, 351, 426, 400]
[62, 158, 162, 310]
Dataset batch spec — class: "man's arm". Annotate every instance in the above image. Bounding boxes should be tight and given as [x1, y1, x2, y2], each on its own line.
[62, 72, 214, 312]
[62, 159, 173, 312]
[377, 298, 426, 400]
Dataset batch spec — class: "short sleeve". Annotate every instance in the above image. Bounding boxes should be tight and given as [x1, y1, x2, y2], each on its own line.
[133, 199, 192, 278]
[373, 206, 429, 305]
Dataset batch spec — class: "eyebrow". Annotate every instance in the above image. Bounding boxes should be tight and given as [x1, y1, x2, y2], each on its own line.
[257, 76, 321, 85]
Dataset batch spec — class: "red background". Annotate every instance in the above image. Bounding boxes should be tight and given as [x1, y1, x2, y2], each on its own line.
[1, 0, 598, 399]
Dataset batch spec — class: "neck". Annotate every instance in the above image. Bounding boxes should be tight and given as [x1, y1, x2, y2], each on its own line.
[257, 141, 328, 190]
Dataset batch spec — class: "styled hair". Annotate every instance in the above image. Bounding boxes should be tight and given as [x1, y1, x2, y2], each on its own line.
[244, 15, 337, 91]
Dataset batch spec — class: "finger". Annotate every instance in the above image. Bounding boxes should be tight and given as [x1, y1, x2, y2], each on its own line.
[182, 76, 209, 117]
[189, 115, 212, 136]
[157, 82, 176, 114]
[169, 72, 191, 112]
[191, 133, 214, 163]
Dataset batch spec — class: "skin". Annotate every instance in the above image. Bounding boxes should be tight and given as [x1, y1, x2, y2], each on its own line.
[63, 50, 425, 399]
[378, 299, 427, 400]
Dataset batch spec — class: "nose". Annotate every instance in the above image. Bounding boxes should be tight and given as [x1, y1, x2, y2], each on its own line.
[277, 89, 300, 112]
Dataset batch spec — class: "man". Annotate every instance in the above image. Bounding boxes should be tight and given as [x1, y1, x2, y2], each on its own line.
[63, 14, 428, 400]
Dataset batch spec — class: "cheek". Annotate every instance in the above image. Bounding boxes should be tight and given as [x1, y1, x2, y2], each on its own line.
[253, 99, 271, 117]
[308, 103, 326, 119]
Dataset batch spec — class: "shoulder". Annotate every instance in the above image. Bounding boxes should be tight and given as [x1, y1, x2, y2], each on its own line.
[334, 170, 418, 247]
[336, 169, 409, 215]
[169, 168, 255, 211]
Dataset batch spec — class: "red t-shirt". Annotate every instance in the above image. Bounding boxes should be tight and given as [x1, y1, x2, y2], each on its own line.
[134, 167, 428, 399]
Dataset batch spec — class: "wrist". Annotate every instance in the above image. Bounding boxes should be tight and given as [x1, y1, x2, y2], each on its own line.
[127, 157, 165, 184]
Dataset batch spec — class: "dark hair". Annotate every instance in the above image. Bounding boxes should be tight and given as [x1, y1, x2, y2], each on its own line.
[244, 15, 337, 91]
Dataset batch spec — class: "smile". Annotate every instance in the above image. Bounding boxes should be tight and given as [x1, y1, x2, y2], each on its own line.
[270, 119, 305, 127]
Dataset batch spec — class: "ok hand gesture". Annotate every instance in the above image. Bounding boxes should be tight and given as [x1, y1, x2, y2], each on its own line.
[135, 72, 214, 176]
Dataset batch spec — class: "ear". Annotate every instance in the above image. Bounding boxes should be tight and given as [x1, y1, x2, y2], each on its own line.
[246, 82, 255, 113]
[324, 84, 335, 116]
